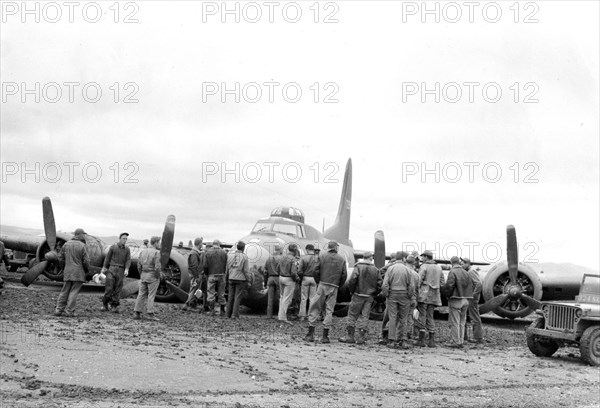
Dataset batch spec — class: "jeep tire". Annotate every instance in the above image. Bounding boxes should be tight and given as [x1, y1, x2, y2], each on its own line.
[579, 326, 600, 366]
[526, 317, 560, 357]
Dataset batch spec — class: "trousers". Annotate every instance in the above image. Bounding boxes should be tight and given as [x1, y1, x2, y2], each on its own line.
[308, 284, 338, 329]
[134, 272, 160, 314]
[299, 277, 318, 318]
[55, 281, 83, 314]
[448, 298, 469, 345]
[347, 294, 373, 330]
[103, 267, 124, 307]
[278, 276, 296, 321]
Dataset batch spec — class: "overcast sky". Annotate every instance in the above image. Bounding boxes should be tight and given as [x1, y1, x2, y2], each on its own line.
[1, 1, 598, 269]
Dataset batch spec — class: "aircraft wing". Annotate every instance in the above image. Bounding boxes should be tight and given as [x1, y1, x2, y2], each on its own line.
[353, 250, 393, 261]
[434, 258, 489, 266]
[0, 233, 44, 255]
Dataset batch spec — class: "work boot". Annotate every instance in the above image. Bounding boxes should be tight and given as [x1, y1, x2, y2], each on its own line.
[427, 332, 436, 348]
[100, 304, 109, 312]
[321, 328, 330, 344]
[378, 329, 389, 345]
[220, 304, 226, 316]
[416, 330, 426, 347]
[397, 339, 409, 350]
[147, 313, 160, 322]
[355, 329, 366, 345]
[208, 301, 216, 316]
[304, 326, 315, 342]
[133, 311, 142, 320]
[53, 310, 63, 317]
[339, 326, 355, 344]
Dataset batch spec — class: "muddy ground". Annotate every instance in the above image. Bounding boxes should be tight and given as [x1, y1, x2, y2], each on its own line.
[1, 275, 599, 408]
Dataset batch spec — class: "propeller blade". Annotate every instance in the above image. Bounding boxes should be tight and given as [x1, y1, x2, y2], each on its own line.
[479, 293, 510, 315]
[20, 261, 48, 286]
[42, 197, 57, 251]
[374, 230, 385, 269]
[164, 280, 189, 303]
[160, 215, 176, 271]
[120, 280, 140, 298]
[520, 294, 542, 310]
[506, 224, 518, 284]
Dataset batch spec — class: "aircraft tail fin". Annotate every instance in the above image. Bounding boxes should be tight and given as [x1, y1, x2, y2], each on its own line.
[323, 158, 352, 246]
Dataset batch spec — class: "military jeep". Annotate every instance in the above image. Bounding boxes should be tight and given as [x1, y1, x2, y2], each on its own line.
[526, 274, 600, 366]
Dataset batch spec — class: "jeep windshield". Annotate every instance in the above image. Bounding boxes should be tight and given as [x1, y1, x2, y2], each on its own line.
[578, 275, 600, 303]
[581, 275, 600, 296]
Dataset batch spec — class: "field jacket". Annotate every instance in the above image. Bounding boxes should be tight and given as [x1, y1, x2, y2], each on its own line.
[382, 263, 415, 299]
[60, 236, 90, 282]
[418, 261, 445, 306]
[299, 253, 320, 278]
[188, 248, 204, 279]
[203, 247, 228, 275]
[348, 260, 381, 297]
[444, 265, 475, 299]
[226, 250, 251, 282]
[315, 249, 347, 288]
[278, 253, 299, 280]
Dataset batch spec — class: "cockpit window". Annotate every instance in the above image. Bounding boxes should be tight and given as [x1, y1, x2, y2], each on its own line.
[296, 225, 306, 238]
[251, 221, 272, 233]
[272, 223, 297, 235]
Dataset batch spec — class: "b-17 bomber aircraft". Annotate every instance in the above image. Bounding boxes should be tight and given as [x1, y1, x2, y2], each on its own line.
[0, 158, 589, 318]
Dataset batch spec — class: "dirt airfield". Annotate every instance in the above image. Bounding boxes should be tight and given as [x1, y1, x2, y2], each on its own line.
[1, 277, 599, 408]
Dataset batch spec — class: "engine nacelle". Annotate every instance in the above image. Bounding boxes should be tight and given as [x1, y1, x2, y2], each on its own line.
[482, 260, 543, 319]
[154, 249, 190, 303]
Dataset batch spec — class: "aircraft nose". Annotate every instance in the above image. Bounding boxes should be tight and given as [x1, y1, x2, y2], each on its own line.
[244, 242, 271, 270]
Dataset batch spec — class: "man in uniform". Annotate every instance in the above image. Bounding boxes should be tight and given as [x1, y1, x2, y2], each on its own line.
[416, 250, 445, 347]
[264, 244, 283, 319]
[339, 252, 381, 344]
[278, 243, 300, 323]
[142, 239, 149, 249]
[298, 244, 320, 320]
[378, 252, 401, 345]
[461, 257, 484, 344]
[304, 241, 347, 343]
[444, 256, 476, 348]
[101, 232, 131, 313]
[381, 254, 415, 349]
[182, 237, 204, 312]
[204, 239, 228, 316]
[133, 236, 163, 321]
[54, 228, 90, 317]
[225, 241, 252, 319]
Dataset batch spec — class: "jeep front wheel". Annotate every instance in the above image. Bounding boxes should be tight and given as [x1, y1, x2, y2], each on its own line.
[579, 326, 600, 366]
[526, 317, 559, 357]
